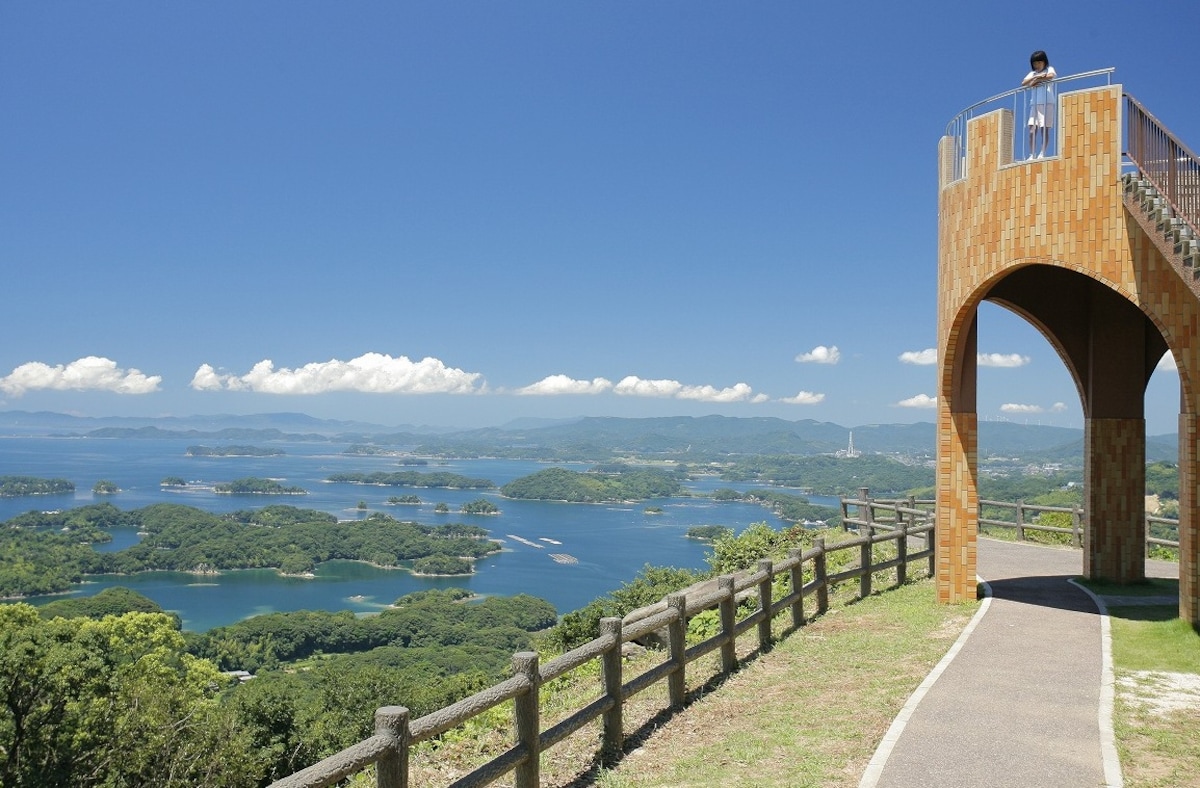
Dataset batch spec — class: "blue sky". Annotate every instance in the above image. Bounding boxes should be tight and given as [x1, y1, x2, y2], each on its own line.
[2, 2, 1198, 434]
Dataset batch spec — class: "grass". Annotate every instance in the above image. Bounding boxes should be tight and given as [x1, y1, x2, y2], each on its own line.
[1084, 580, 1200, 788]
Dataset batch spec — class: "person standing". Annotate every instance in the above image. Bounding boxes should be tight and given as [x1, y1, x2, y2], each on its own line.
[1022, 50, 1057, 159]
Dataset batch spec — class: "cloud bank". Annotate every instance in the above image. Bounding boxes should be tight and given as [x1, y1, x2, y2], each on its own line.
[613, 376, 766, 403]
[191, 353, 483, 395]
[0, 356, 161, 396]
[795, 345, 840, 364]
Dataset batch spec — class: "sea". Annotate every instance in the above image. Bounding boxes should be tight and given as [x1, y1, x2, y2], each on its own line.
[0, 435, 838, 631]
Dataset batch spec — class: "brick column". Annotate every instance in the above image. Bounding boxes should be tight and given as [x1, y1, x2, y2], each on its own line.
[1082, 417, 1146, 583]
[936, 404, 978, 603]
[1179, 412, 1199, 626]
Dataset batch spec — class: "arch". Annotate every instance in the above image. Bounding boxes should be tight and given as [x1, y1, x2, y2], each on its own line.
[936, 83, 1199, 624]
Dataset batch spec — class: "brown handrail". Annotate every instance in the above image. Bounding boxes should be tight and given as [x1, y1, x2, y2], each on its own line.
[1125, 93, 1200, 235]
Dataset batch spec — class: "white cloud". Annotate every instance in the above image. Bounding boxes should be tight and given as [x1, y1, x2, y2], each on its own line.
[795, 345, 840, 364]
[896, 393, 937, 408]
[0, 356, 161, 396]
[899, 348, 937, 365]
[1000, 402, 1043, 414]
[614, 376, 682, 398]
[1051, 402, 1068, 412]
[190, 353, 483, 395]
[1157, 352, 1178, 372]
[516, 375, 613, 396]
[779, 390, 825, 405]
[612, 376, 761, 403]
[676, 382, 757, 403]
[978, 353, 1030, 368]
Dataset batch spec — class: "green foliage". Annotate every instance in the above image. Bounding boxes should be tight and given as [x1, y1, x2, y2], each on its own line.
[0, 475, 74, 497]
[214, 476, 307, 494]
[412, 554, 472, 574]
[91, 479, 119, 494]
[551, 564, 703, 650]
[1145, 460, 1179, 500]
[0, 606, 249, 787]
[0, 503, 501, 596]
[686, 525, 732, 541]
[718, 455, 932, 496]
[160, 476, 187, 486]
[35, 587, 175, 623]
[708, 522, 816, 574]
[326, 471, 494, 489]
[460, 497, 499, 514]
[387, 494, 422, 504]
[189, 588, 556, 672]
[500, 466, 683, 502]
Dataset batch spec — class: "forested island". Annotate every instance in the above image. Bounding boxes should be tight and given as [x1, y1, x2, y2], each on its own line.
[0, 475, 74, 497]
[327, 470, 493, 489]
[0, 503, 500, 597]
[342, 445, 429, 464]
[499, 466, 683, 502]
[214, 477, 308, 495]
[186, 444, 284, 457]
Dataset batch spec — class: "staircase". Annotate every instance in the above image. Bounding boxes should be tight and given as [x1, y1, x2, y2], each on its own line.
[1122, 171, 1200, 293]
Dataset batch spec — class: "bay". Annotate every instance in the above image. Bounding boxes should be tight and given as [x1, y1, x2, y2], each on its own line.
[0, 436, 836, 631]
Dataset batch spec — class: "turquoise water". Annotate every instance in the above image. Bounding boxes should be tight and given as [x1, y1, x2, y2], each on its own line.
[0, 436, 835, 630]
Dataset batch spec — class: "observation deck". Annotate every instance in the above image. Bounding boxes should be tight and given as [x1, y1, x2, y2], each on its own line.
[935, 70, 1200, 625]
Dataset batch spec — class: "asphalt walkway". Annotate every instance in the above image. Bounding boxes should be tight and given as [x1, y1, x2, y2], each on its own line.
[859, 537, 1179, 788]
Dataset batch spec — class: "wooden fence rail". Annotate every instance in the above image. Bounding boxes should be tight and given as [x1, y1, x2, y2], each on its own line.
[974, 498, 1181, 553]
[269, 502, 935, 788]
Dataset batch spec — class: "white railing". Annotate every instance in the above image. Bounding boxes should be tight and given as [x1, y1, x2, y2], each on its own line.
[943, 68, 1116, 182]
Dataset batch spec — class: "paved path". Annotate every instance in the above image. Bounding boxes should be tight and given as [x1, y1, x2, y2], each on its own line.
[860, 538, 1179, 788]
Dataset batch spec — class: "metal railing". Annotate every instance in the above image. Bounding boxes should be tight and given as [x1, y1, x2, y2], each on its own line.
[1125, 93, 1200, 237]
[943, 68, 1116, 182]
[269, 513, 935, 788]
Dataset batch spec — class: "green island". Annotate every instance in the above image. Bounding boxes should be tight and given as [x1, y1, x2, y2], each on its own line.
[214, 477, 308, 495]
[343, 446, 429, 464]
[460, 498, 499, 515]
[686, 524, 732, 541]
[326, 470, 493, 489]
[92, 480, 120, 495]
[499, 466, 683, 503]
[160, 476, 187, 487]
[0, 503, 500, 596]
[186, 445, 285, 457]
[387, 494, 422, 504]
[0, 475, 74, 497]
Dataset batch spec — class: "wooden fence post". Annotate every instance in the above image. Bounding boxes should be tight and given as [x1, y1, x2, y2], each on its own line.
[757, 559, 773, 652]
[814, 537, 829, 615]
[1016, 499, 1026, 541]
[788, 548, 804, 629]
[513, 652, 540, 788]
[374, 706, 409, 788]
[859, 529, 873, 599]
[667, 594, 687, 708]
[896, 515, 908, 586]
[599, 617, 623, 764]
[718, 575, 737, 673]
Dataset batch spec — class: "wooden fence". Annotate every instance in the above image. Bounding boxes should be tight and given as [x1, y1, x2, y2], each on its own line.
[269, 506, 935, 788]
[974, 498, 1181, 554]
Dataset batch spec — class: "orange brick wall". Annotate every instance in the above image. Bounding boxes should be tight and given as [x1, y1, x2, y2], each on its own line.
[937, 85, 1200, 623]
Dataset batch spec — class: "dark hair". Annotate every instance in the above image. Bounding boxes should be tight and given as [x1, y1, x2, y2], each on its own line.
[1030, 50, 1050, 69]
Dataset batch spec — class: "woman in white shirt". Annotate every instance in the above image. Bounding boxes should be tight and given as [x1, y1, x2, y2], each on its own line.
[1022, 50, 1057, 159]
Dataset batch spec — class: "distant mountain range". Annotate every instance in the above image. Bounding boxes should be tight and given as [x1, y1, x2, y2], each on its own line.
[0, 410, 1179, 463]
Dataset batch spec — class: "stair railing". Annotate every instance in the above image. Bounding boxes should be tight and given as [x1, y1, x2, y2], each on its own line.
[1125, 94, 1200, 237]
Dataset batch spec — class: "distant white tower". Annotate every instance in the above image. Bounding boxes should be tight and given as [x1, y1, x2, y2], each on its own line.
[843, 431, 861, 458]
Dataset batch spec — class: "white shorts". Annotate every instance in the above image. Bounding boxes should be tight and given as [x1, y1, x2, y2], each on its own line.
[1028, 105, 1055, 128]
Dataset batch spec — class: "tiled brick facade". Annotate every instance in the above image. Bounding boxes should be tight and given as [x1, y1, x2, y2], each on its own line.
[937, 85, 1199, 624]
